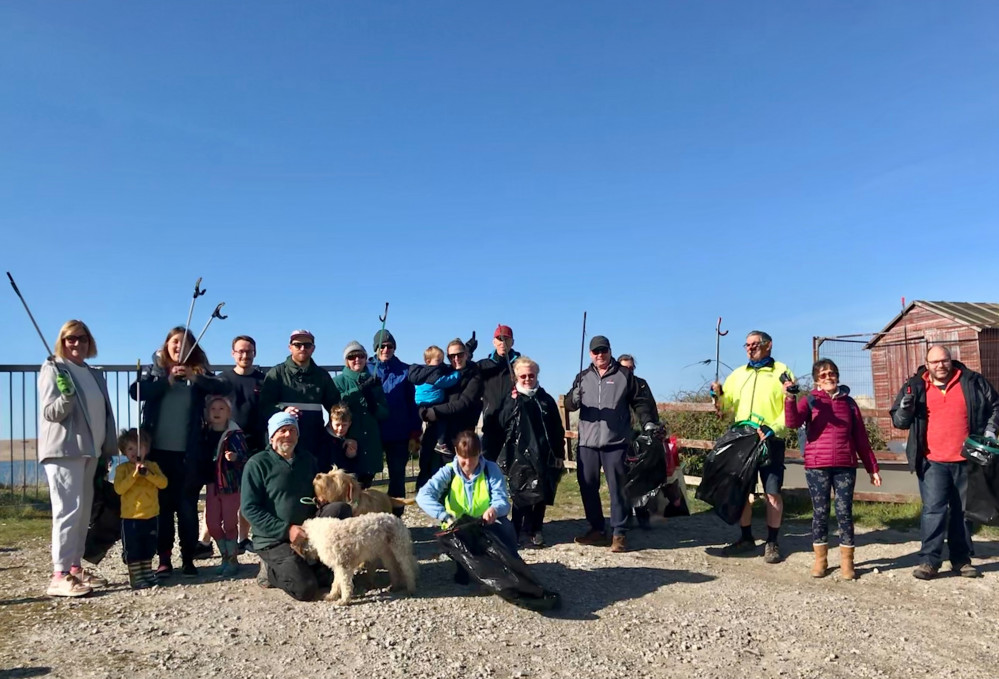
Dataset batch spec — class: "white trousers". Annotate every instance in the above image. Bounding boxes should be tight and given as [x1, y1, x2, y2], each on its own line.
[43, 457, 97, 572]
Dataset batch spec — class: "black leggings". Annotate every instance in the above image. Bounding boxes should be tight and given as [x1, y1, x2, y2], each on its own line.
[148, 450, 201, 562]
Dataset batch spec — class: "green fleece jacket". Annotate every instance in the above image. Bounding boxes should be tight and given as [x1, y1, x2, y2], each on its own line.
[332, 368, 390, 477]
[240, 446, 317, 551]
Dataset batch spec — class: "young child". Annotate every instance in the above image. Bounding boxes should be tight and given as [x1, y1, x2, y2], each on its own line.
[326, 403, 359, 474]
[200, 395, 249, 577]
[113, 428, 168, 589]
[416, 431, 517, 584]
[408, 346, 462, 455]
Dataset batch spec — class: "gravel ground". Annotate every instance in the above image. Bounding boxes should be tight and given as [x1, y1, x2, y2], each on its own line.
[1, 509, 997, 679]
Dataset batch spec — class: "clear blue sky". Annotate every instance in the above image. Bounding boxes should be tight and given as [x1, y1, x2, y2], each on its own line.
[2, 2, 997, 400]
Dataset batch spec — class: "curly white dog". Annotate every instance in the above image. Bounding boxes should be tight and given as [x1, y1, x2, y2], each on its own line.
[300, 514, 418, 605]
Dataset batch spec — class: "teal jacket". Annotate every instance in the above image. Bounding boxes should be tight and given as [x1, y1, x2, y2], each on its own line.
[332, 368, 390, 476]
[240, 446, 317, 551]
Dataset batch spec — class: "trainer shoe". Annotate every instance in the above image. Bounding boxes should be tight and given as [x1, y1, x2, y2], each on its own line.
[46, 573, 92, 598]
[256, 562, 272, 589]
[610, 535, 629, 553]
[721, 537, 758, 556]
[192, 541, 214, 560]
[953, 562, 981, 578]
[181, 561, 198, 578]
[70, 568, 108, 588]
[237, 538, 255, 555]
[763, 542, 782, 564]
[912, 563, 938, 580]
[574, 529, 611, 547]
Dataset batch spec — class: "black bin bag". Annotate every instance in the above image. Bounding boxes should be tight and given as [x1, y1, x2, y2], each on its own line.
[623, 433, 670, 503]
[84, 466, 121, 565]
[962, 436, 999, 527]
[436, 518, 561, 611]
[695, 424, 768, 525]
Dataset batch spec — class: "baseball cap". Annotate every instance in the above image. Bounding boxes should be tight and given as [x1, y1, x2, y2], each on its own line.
[494, 324, 514, 339]
[589, 335, 611, 352]
[289, 329, 314, 343]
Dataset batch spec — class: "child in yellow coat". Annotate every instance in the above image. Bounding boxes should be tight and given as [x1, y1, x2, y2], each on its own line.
[113, 429, 168, 589]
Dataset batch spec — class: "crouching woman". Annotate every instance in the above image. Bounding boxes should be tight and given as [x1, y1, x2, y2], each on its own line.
[416, 431, 517, 584]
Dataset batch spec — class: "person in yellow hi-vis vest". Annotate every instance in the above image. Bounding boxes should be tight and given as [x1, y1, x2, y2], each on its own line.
[416, 431, 517, 584]
[710, 330, 793, 565]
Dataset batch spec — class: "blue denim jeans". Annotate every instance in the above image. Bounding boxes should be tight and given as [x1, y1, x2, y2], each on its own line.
[918, 460, 972, 569]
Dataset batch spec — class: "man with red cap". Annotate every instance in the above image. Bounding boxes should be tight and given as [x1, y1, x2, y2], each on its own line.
[259, 330, 341, 472]
[478, 324, 521, 462]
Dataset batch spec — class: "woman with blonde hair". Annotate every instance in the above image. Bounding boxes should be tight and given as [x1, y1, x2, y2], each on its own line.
[129, 326, 227, 578]
[38, 320, 117, 597]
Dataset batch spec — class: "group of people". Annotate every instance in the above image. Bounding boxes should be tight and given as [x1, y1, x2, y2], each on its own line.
[34, 317, 999, 600]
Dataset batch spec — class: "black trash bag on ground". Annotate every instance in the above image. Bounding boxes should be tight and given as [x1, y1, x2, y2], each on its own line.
[623, 434, 669, 503]
[695, 424, 768, 525]
[84, 465, 121, 565]
[659, 469, 692, 518]
[436, 518, 561, 611]
[963, 438, 999, 526]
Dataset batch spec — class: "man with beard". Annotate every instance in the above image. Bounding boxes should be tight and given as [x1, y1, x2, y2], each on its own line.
[241, 413, 329, 601]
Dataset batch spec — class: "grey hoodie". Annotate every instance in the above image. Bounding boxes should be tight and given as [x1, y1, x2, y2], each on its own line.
[565, 360, 657, 449]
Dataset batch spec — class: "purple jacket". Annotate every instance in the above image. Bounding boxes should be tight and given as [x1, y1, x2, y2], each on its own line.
[785, 387, 879, 474]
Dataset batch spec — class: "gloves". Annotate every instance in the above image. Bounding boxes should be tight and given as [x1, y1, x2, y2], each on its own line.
[465, 332, 478, 357]
[564, 388, 580, 409]
[357, 373, 381, 394]
[986, 429, 997, 441]
[899, 394, 915, 411]
[56, 373, 75, 396]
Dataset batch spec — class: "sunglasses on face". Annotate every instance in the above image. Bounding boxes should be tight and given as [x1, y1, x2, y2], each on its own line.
[591, 347, 609, 355]
[63, 335, 89, 344]
[448, 352, 466, 360]
[346, 354, 367, 361]
[378, 344, 395, 350]
[496, 336, 511, 342]
[291, 342, 314, 350]
[817, 371, 838, 379]
[517, 373, 537, 380]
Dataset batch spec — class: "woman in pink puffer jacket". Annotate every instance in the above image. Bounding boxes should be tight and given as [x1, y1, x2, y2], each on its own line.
[784, 359, 882, 581]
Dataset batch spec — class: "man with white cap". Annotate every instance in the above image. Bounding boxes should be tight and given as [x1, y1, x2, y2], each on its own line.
[241, 412, 334, 601]
[259, 330, 341, 472]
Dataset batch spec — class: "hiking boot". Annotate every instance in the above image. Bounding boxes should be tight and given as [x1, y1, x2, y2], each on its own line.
[574, 529, 611, 547]
[529, 532, 545, 549]
[181, 561, 198, 578]
[721, 537, 758, 556]
[46, 573, 91, 598]
[70, 568, 108, 588]
[912, 563, 938, 580]
[763, 542, 782, 564]
[610, 535, 629, 553]
[256, 562, 272, 589]
[953, 562, 981, 578]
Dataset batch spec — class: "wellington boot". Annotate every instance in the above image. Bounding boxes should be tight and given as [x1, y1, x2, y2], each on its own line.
[840, 546, 855, 580]
[810, 544, 828, 578]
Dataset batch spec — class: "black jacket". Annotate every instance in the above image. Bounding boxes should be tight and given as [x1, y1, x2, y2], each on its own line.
[497, 387, 565, 507]
[426, 362, 483, 435]
[478, 350, 521, 459]
[219, 367, 267, 453]
[890, 360, 999, 476]
[129, 352, 229, 461]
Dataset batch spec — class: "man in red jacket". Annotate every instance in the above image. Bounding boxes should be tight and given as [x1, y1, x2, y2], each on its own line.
[891, 345, 999, 580]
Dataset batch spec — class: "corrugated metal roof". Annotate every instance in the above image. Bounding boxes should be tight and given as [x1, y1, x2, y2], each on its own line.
[864, 301, 999, 349]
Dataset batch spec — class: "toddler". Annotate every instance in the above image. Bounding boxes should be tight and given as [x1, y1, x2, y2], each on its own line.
[113, 428, 168, 589]
[408, 345, 462, 455]
[200, 395, 249, 577]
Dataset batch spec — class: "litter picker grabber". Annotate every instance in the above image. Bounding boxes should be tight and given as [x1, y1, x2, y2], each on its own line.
[135, 359, 146, 462]
[181, 302, 227, 364]
[565, 311, 587, 431]
[901, 296, 912, 400]
[710, 317, 728, 411]
[6, 271, 99, 455]
[178, 277, 206, 365]
[374, 302, 390, 372]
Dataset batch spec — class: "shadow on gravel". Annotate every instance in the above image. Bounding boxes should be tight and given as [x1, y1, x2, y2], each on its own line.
[0, 596, 48, 607]
[0, 668, 52, 678]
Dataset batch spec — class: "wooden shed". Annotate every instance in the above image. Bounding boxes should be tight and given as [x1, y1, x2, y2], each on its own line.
[865, 301, 999, 442]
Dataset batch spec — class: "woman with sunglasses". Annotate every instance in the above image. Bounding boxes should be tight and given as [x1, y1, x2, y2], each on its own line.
[415, 338, 483, 490]
[38, 320, 118, 597]
[784, 359, 882, 580]
[333, 341, 389, 488]
[129, 326, 228, 577]
[497, 356, 565, 548]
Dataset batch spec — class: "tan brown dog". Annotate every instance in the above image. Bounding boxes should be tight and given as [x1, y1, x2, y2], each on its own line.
[313, 468, 414, 516]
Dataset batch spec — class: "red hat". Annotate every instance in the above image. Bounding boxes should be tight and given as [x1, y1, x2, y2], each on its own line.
[494, 324, 513, 340]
